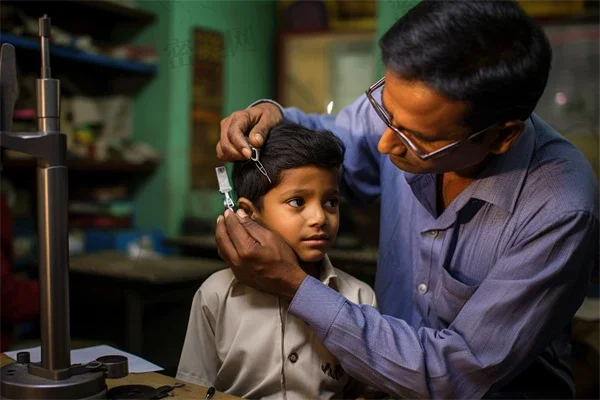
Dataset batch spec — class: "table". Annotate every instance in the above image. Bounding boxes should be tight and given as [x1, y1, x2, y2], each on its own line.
[164, 235, 379, 286]
[164, 235, 379, 264]
[67, 252, 227, 375]
[1, 354, 238, 399]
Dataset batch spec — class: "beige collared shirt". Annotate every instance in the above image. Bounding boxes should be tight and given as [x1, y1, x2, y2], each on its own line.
[177, 255, 377, 399]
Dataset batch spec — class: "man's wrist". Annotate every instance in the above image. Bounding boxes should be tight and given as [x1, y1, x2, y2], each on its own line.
[280, 269, 308, 302]
[253, 101, 283, 120]
[248, 99, 284, 117]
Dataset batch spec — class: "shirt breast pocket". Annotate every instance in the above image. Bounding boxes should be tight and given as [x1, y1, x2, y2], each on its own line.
[431, 266, 479, 329]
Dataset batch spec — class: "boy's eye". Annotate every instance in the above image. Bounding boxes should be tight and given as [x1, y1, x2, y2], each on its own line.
[325, 198, 339, 208]
[287, 199, 305, 207]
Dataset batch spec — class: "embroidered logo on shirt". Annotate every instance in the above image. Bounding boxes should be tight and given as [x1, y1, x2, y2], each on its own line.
[321, 362, 344, 380]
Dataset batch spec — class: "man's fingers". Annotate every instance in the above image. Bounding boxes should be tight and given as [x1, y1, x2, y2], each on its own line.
[234, 209, 272, 245]
[247, 104, 282, 147]
[248, 120, 269, 148]
[215, 214, 240, 266]
[216, 141, 225, 160]
[223, 209, 263, 256]
[219, 116, 248, 160]
[226, 111, 253, 159]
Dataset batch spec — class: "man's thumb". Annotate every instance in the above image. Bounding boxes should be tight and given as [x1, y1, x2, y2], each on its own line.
[248, 127, 266, 147]
[235, 208, 267, 244]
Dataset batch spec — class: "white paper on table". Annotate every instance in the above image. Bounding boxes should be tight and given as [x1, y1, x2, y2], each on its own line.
[575, 297, 600, 322]
[4, 345, 163, 373]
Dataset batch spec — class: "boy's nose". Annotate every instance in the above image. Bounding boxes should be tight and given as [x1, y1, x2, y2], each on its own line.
[378, 127, 407, 156]
[307, 206, 327, 227]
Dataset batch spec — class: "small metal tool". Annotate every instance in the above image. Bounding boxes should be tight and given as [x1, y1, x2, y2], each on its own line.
[204, 386, 216, 400]
[249, 145, 271, 183]
[107, 382, 185, 399]
[216, 166, 236, 212]
[154, 382, 185, 399]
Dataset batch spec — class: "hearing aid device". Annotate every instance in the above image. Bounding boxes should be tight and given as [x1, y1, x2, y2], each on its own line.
[216, 166, 237, 212]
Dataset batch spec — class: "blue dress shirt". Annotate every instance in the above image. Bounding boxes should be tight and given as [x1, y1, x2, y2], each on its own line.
[251, 94, 599, 399]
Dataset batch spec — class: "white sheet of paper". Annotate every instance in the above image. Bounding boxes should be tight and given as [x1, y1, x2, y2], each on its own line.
[4, 345, 163, 373]
[575, 297, 600, 322]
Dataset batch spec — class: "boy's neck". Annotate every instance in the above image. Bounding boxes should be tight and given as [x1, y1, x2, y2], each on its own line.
[298, 260, 321, 280]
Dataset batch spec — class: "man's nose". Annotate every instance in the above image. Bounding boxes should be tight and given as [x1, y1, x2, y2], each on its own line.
[377, 127, 407, 156]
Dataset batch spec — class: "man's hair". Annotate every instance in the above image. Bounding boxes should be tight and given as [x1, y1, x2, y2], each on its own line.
[380, 0, 552, 129]
[232, 123, 345, 210]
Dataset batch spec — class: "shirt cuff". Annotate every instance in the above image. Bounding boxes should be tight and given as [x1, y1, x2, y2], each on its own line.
[247, 99, 292, 121]
[288, 275, 347, 341]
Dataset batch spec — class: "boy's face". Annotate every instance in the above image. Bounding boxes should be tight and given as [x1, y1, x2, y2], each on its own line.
[244, 166, 340, 263]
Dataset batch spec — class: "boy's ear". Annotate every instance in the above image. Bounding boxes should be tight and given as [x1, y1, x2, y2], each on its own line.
[237, 197, 260, 220]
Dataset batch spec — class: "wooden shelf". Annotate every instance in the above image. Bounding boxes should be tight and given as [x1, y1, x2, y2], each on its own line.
[535, 10, 600, 25]
[1, 33, 157, 75]
[1, 31, 157, 96]
[1, 0, 156, 42]
[1, 156, 159, 190]
[2, 157, 158, 173]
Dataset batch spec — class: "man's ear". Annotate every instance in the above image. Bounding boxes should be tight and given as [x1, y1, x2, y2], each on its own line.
[489, 120, 524, 155]
[237, 197, 260, 221]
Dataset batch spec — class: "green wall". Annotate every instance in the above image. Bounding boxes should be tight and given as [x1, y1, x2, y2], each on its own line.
[131, 0, 417, 236]
[131, 0, 172, 234]
[132, 0, 276, 236]
[375, 0, 420, 79]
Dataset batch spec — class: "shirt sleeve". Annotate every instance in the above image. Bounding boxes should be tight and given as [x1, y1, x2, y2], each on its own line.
[176, 286, 220, 388]
[249, 97, 383, 204]
[288, 210, 598, 399]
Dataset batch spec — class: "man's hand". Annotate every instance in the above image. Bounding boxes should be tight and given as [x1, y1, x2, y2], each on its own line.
[215, 208, 308, 301]
[216, 103, 283, 161]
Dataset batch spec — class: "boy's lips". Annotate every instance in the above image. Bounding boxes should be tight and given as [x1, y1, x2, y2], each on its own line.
[302, 234, 330, 247]
[304, 233, 329, 241]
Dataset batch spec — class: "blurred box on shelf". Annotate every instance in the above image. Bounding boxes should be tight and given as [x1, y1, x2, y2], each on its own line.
[83, 229, 172, 256]
[326, 0, 376, 31]
[518, 0, 585, 17]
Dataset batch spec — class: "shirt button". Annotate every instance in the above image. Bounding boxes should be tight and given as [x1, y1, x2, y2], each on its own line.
[429, 230, 438, 237]
[418, 283, 428, 294]
[288, 352, 298, 363]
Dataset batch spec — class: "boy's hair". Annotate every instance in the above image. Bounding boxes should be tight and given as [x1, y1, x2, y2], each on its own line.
[232, 123, 345, 211]
[380, 0, 552, 130]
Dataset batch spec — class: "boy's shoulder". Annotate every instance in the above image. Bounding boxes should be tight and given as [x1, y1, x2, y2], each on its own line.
[194, 268, 236, 310]
[201, 267, 236, 289]
[330, 265, 376, 307]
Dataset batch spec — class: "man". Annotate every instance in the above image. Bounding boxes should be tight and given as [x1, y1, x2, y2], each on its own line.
[214, 1, 599, 398]
[1, 193, 40, 352]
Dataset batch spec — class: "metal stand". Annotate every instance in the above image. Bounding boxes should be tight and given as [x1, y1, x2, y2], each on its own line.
[0, 16, 128, 399]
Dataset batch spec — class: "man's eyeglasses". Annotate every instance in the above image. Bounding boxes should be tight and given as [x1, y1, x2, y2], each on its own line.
[365, 77, 498, 161]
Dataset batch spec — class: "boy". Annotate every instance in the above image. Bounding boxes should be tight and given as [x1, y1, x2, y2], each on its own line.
[177, 123, 377, 399]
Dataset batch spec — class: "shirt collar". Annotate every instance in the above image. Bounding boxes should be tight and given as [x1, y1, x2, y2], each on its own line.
[319, 255, 339, 289]
[469, 116, 535, 214]
[404, 115, 536, 216]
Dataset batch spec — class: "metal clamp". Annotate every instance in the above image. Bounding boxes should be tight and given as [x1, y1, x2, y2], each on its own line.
[216, 166, 237, 212]
[249, 145, 271, 183]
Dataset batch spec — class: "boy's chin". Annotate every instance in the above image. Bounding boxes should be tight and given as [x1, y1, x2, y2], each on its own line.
[296, 249, 327, 263]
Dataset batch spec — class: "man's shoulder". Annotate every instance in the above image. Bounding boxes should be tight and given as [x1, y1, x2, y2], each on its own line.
[331, 266, 376, 306]
[524, 115, 598, 217]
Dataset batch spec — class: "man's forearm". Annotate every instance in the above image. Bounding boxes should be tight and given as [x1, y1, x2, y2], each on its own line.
[288, 277, 490, 399]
